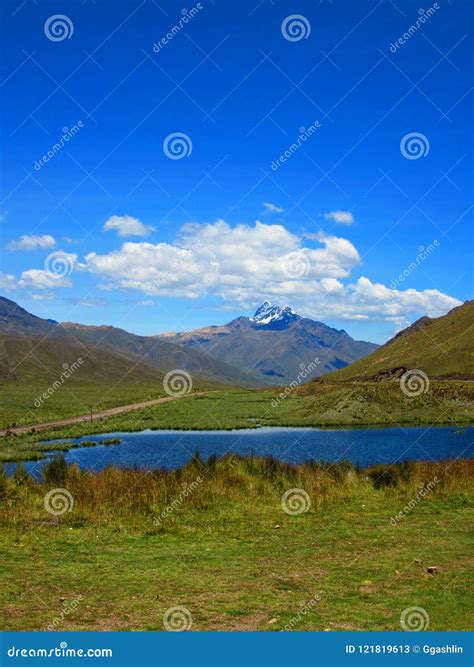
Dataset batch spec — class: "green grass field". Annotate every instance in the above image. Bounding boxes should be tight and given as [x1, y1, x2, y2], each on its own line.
[1, 456, 472, 631]
[1, 382, 473, 462]
[0, 382, 167, 430]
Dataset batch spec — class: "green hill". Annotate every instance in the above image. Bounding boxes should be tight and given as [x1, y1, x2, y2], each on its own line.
[327, 300, 474, 381]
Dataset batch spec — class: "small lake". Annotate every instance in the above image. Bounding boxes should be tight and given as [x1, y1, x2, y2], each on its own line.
[12, 426, 474, 478]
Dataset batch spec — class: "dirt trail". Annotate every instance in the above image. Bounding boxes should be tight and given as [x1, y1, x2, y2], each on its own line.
[0, 392, 211, 437]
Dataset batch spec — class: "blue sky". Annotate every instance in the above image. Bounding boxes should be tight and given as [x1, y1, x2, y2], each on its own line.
[0, 0, 472, 343]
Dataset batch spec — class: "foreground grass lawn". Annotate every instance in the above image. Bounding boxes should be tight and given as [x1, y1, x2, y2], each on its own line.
[1, 457, 472, 631]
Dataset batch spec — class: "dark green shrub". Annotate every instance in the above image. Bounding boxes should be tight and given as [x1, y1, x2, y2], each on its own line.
[42, 455, 68, 485]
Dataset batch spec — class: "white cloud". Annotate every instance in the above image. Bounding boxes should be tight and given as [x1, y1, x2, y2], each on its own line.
[31, 292, 56, 301]
[263, 202, 284, 214]
[0, 272, 16, 290]
[103, 215, 154, 238]
[18, 270, 72, 290]
[323, 210, 354, 225]
[66, 297, 107, 308]
[7, 234, 56, 251]
[82, 219, 460, 323]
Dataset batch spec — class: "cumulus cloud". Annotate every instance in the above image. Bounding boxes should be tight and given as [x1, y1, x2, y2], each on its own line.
[0, 272, 16, 290]
[103, 215, 154, 238]
[7, 234, 56, 251]
[18, 269, 72, 290]
[82, 219, 460, 323]
[263, 202, 284, 214]
[323, 210, 354, 225]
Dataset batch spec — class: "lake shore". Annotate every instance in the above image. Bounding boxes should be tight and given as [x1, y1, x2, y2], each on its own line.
[1, 383, 473, 462]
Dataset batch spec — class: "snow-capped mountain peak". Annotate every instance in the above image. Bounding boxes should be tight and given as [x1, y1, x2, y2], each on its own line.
[250, 301, 299, 327]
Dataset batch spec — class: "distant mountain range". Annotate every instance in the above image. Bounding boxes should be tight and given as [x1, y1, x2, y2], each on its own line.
[0, 296, 259, 388]
[327, 300, 474, 381]
[1, 296, 472, 390]
[0, 297, 378, 387]
[159, 300, 378, 384]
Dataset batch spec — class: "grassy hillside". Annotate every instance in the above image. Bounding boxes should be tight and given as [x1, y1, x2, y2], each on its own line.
[1, 455, 472, 631]
[61, 322, 261, 388]
[0, 296, 261, 389]
[0, 334, 169, 428]
[328, 301, 474, 381]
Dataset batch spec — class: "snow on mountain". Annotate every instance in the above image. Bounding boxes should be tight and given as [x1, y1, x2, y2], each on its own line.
[249, 301, 299, 327]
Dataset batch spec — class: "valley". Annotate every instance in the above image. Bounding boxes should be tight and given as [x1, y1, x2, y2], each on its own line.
[1, 294, 473, 634]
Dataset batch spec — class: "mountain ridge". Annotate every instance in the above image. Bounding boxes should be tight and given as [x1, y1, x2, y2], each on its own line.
[325, 299, 474, 382]
[0, 296, 262, 388]
[158, 301, 379, 384]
